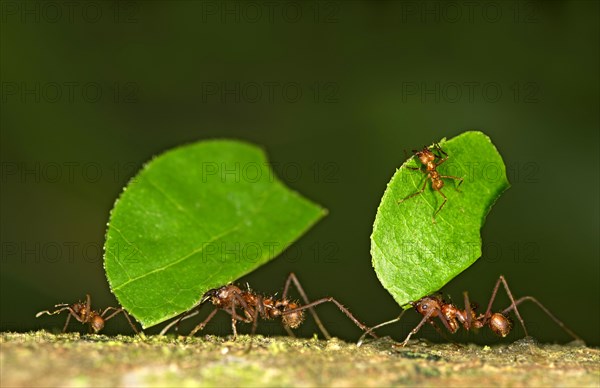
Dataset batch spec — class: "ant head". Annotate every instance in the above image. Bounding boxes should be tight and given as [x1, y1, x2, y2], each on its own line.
[203, 285, 241, 306]
[415, 148, 435, 164]
[489, 313, 512, 337]
[201, 288, 219, 303]
[414, 296, 441, 317]
[90, 315, 105, 332]
[72, 302, 88, 316]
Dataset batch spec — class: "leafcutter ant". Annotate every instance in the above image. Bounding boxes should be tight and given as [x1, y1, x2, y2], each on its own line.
[358, 275, 581, 346]
[36, 294, 139, 334]
[160, 273, 376, 340]
[398, 143, 463, 222]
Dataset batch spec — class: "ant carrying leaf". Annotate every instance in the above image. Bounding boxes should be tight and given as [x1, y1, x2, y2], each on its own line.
[160, 273, 376, 341]
[358, 275, 582, 346]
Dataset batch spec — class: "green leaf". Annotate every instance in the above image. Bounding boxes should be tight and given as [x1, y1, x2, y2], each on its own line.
[371, 131, 510, 309]
[104, 140, 326, 328]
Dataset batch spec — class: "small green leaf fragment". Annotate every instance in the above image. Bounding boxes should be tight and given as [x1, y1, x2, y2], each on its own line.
[371, 131, 510, 308]
[104, 140, 326, 328]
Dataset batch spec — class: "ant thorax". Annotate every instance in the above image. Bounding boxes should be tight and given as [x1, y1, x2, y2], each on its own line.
[416, 149, 436, 165]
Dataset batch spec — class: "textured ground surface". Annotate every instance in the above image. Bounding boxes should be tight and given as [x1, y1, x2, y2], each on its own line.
[1, 331, 598, 387]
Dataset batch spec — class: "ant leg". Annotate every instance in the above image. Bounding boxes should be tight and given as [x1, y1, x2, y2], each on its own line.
[284, 296, 375, 339]
[159, 310, 200, 336]
[250, 295, 263, 335]
[483, 275, 528, 337]
[101, 307, 139, 334]
[464, 292, 473, 331]
[439, 175, 464, 188]
[501, 296, 582, 342]
[85, 294, 92, 312]
[434, 155, 449, 167]
[398, 178, 429, 204]
[400, 307, 437, 346]
[432, 143, 448, 158]
[357, 309, 408, 347]
[432, 189, 448, 222]
[36, 306, 80, 332]
[230, 304, 239, 339]
[282, 273, 331, 339]
[428, 320, 458, 345]
[100, 307, 123, 319]
[231, 292, 255, 324]
[66, 307, 87, 331]
[227, 291, 254, 339]
[403, 149, 421, 170]
[402, 304, 454, 346]
[162, 293, 217, 335]
[430, 146, 449, 167]
[429, 307, 455, 334]
[173, 307, 252, 338]
[62, 312, 73, 333]
[189, 308, 220, 337]
[283, 325, 295, 337]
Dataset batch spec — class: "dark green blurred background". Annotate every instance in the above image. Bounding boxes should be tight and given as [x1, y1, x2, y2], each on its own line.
[1, 1, 598, 345]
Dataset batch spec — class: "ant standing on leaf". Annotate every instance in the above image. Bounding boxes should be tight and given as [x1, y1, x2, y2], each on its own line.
[36, 294, 139, 334]
[160, 272, 376, 341]
[357, 275, 582, 347]
[398, 143, 464, 223]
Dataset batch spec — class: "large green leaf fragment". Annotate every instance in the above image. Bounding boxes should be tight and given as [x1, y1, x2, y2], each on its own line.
[104, 140, 326, 328]
[371, 131, 510, 309]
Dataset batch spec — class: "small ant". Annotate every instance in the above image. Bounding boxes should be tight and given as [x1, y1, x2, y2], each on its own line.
[358, 275, 581, 346]
[160, 273, 376, 340]
[398, 143, 463, 222]
[36, 294, 139, 334]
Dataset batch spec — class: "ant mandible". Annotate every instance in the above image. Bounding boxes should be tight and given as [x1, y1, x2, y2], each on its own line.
[398, 143, 463, 222]
[36, 294, 139, 334]
[358, 275, 581, 346]
[160, 273, 376, 341]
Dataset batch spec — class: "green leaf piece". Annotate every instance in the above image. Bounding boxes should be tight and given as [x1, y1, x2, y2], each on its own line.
[371, 131, 510, 309]
[104, 140, 326, 328]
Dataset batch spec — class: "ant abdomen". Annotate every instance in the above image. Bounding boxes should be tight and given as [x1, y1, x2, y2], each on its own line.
[489, 313, 511, 337]
[90, 315, 105, 332]
[280, 301, 304, 329]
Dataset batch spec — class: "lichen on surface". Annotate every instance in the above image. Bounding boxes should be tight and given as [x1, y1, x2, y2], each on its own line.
[1, 331, 598, 387]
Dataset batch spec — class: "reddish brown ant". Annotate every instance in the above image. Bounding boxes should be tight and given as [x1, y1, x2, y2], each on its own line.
[398, 143, 463, 222]
[160, 273, 376, 340]
[36, 294, 139, 334]
[358, 275, 581, 346]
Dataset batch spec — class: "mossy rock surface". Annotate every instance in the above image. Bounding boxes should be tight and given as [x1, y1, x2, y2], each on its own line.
[1, 331, 598, 387]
